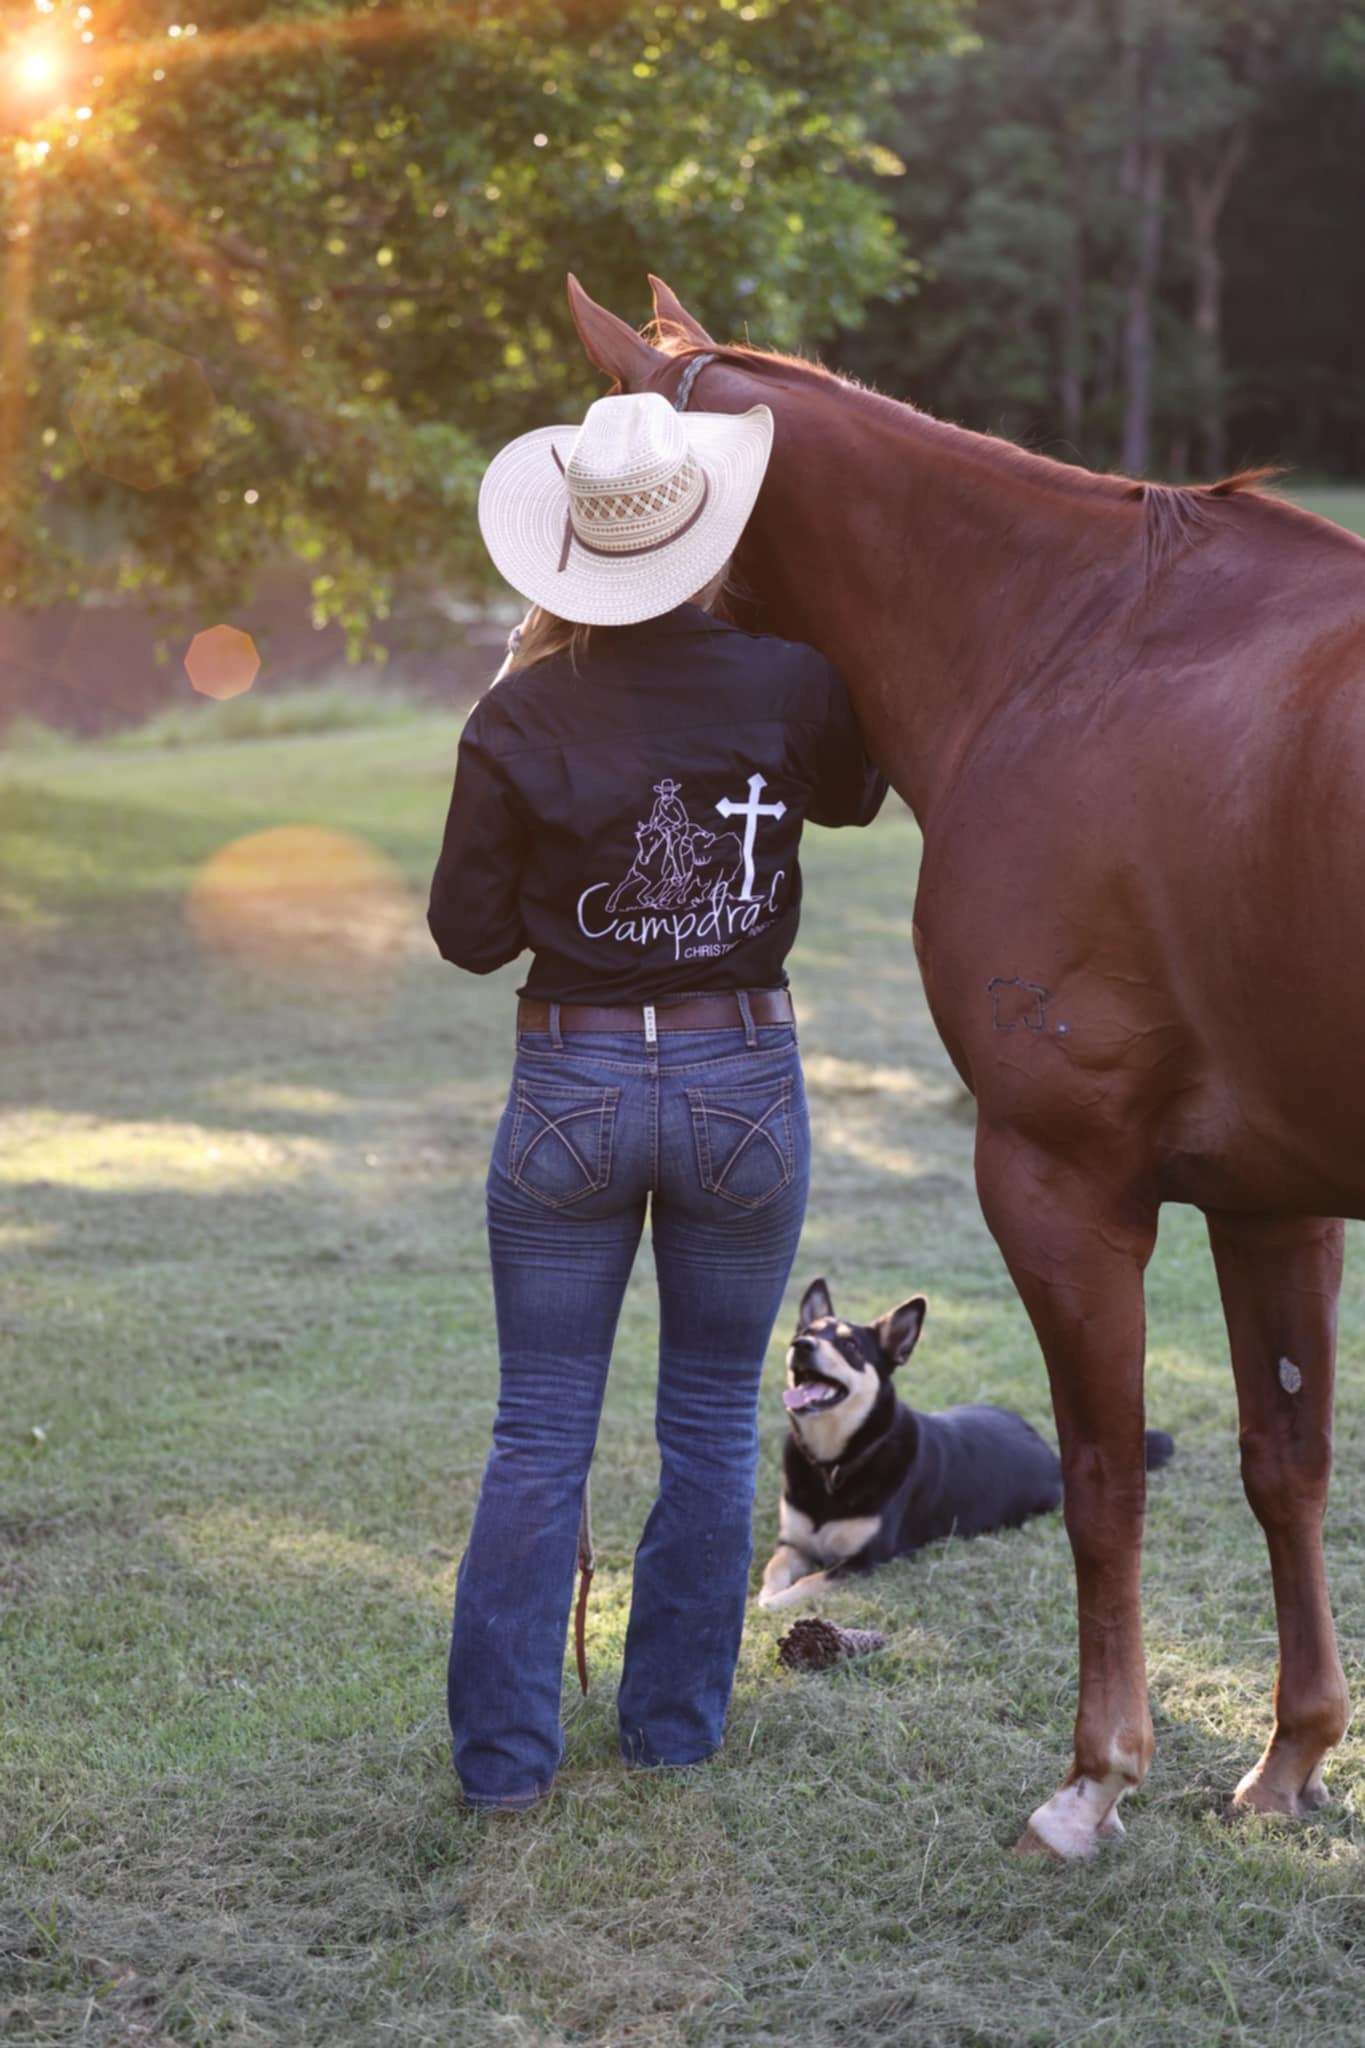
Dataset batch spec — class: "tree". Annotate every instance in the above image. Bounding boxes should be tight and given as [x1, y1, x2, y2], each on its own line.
[1116, 0, 1166, 475]
[1220, 22, 1365, 476]
[0, 0, 962, 649]
[837, 0, 1365, 480]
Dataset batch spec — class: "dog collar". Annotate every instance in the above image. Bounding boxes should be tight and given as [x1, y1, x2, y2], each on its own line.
[793, 1428, 883, 1495]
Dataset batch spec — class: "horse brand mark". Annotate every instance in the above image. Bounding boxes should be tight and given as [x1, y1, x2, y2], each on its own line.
[577, 775, 786, 962]
[987, 976, 1051, 1033]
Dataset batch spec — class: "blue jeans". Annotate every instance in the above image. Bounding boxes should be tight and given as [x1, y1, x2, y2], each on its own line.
[448, 1017, 810, 1807]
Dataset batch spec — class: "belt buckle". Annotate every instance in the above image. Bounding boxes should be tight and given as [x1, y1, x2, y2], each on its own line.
[642, 1002, 658, 1046]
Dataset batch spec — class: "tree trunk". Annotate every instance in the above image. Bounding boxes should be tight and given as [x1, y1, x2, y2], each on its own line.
[1120, 143, 1165, 475]
[1059, 140, 1087, 451]
[1185, 125, 1248, 479]
[1118, 1, 1165, 479]
[0, 175, 39, 597]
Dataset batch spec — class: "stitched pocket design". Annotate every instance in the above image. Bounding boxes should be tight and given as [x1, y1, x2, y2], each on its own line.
[687, 1077, 794, 1211]
[509, 1080, 620, 1208]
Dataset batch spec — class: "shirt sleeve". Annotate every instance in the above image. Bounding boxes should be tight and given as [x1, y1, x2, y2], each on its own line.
[427, 706, 530, 974]
[806, 659, 888, 828]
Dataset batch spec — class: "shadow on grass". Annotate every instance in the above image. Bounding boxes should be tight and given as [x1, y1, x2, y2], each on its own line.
[3, 1508, 1361, 2047]
[0, 781, 244, 923]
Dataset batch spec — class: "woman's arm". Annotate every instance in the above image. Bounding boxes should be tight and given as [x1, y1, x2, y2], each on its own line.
[807, 660, 888, 828]
[427, 708, 530, 973]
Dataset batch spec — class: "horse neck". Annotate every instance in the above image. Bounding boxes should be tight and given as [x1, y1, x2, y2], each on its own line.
[704, 361, 1139, 825]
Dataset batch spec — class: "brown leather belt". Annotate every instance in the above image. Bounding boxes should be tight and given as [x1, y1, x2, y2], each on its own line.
[517, 988, 793, 1034]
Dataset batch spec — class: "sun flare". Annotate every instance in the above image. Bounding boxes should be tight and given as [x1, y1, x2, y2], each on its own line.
[13, 41, 65, 94]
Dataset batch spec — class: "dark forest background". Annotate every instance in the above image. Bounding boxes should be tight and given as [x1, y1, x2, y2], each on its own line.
[835, 0, 1365, 483]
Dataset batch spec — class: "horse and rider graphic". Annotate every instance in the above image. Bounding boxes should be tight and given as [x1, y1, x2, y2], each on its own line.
[605, 777, 771, 914]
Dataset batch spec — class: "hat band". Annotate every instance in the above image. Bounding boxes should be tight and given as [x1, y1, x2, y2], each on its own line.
[552, 446, 711, 573]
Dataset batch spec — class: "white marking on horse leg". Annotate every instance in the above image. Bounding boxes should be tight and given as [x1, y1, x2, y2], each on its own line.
[1022, 1771, 1133, 1860]
[1278, 1356, 1302, 1394]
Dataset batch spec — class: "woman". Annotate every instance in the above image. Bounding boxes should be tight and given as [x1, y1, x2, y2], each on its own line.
[429, 389, 885, 1809]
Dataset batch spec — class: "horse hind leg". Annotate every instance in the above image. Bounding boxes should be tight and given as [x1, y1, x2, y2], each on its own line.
[976, 1132, 1159, 1859]
[1206, 1212, 1351, 1817]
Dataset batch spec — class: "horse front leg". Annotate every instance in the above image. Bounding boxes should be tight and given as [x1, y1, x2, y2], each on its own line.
[976, 1129, 1158, 1859]
[1206, 1211, 1350, 1816]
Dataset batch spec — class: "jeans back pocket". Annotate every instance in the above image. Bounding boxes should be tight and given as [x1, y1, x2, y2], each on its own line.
[687, 1077, 794, 1211]
[508, 1078, 620, 1209]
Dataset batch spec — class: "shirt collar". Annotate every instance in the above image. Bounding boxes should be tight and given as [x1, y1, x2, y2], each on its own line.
[610, 602, 731, 639]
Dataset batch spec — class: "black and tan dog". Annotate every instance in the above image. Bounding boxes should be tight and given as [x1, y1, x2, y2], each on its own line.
[759, 1278, 1174, 1610]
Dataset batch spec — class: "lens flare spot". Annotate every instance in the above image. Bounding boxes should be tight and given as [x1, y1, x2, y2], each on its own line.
[69, 340, 217, 491]
[187, 827, 413, 986]
[14, 44, 63, 94]
[184, 624, 260, 700]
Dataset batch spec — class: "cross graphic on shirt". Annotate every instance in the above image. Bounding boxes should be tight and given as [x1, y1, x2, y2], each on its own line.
[715, 773, 787, 900]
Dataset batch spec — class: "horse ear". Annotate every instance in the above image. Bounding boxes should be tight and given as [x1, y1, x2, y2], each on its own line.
[567, 274, 665, 389]
[798, 1277, 833, 1330]
[648, 275, 715, 347]
[874, 1297, 926, 1370]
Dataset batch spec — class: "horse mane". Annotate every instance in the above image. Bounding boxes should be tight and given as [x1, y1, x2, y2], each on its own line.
[647, 331, 1284, 579]
[1123, 470, 1285, 575]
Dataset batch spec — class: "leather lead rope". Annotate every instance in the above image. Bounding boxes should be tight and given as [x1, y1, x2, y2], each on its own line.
[574, 1477, 595, 1693]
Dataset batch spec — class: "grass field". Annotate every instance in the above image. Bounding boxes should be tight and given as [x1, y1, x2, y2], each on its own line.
[1279, 484, 1365, 538]
[3, 670, 1364, 2044]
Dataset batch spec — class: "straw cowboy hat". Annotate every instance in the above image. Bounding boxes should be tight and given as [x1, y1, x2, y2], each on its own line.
[477, 391, 774, 626]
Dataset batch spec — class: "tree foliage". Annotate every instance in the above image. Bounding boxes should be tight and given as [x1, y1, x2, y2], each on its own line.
[837, 0, 1365, 480]
[0, 0, 959, 646]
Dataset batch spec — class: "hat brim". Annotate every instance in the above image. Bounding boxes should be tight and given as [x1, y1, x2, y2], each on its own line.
[476, 405, 774, 626]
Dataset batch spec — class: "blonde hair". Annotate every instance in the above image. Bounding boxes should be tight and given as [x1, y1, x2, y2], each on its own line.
[506, 559, 735, 675]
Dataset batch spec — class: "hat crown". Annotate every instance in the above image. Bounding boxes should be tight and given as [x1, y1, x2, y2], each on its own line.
[562, 393, 705, 555]
[566, 392, 687, 489]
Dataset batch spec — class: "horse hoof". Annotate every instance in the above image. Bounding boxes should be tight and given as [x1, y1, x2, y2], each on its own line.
[1014, 1824, 1064, 1860]
[1230, 1784, 1293, 1817]
[1019, 1778, 1127, 1860]
[1231, 1764, 1329, 1818]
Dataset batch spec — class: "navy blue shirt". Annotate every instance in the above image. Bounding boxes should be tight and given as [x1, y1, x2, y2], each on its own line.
[427, 603, 886, 1003]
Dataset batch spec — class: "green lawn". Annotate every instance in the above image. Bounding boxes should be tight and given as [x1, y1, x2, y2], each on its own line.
[1280, 484, 1365, 538]
[2, 711, 1362, 2048]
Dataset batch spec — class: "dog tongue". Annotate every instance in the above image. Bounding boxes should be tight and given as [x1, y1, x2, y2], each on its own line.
[784, 1383, 829, 1411]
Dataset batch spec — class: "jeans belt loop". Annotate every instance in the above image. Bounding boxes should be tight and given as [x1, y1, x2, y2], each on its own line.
[549, 1001, 564, 1050]
[642, 1002, 658, 1047]
[736, 989, 758, 1048]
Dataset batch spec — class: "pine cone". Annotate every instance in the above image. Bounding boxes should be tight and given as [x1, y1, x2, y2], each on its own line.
[776, 1616, 887, 1672]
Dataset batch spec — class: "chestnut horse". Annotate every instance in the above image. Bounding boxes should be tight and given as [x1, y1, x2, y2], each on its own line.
[564, 273, 1364, 1859]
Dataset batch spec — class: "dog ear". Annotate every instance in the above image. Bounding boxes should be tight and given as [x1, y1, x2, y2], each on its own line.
[874, 1296, 926, 1368]
[797, 1276, 833, 1329]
